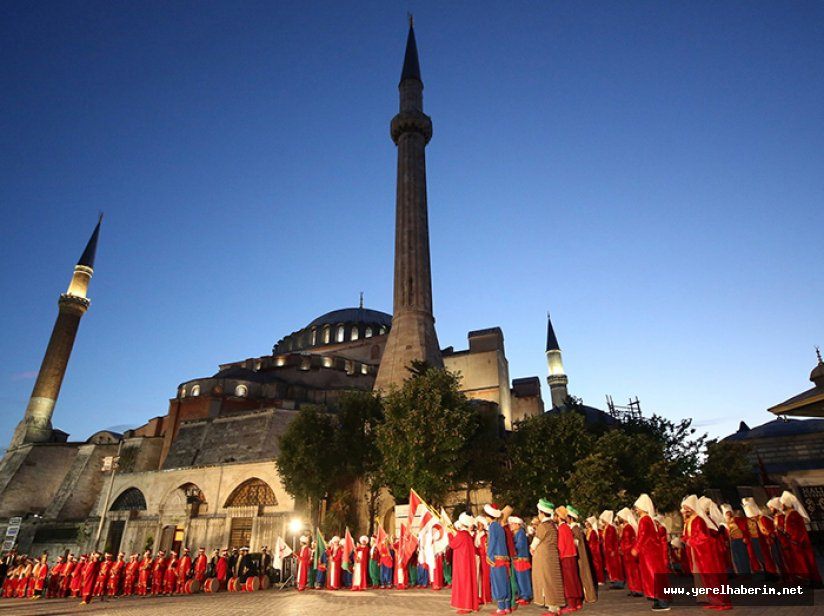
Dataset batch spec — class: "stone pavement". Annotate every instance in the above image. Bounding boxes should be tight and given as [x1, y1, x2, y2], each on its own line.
[0, 586, 819, 616]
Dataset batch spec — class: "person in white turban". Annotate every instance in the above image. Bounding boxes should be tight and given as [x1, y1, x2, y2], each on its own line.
[616, 508, 642, 597]
[631, 494, 670, 610]
[449, 512, 479, 613]
[599, 510, 624, 588]
[780, 491, 822, 585]
[680, 495, 730, 609]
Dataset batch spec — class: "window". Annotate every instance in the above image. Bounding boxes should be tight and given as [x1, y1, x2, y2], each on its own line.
[336, 325, 345, 343]
[180, 388, 186, 398]
[351, 327, 359, 341]
[235, 384, 248, 397]
[224, 478, 277, 507]
[191, 385, 200, 397]
[323, 326, 330, 344]
[379, 326, 387, 335]
[365, 327, 373, 338]
[311, 327, 317, 346]
[110, 488, 148, 512]
[229, 517, 253, 549]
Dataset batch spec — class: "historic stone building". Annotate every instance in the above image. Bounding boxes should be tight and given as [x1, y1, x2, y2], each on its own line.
[0, 23, 547, 558]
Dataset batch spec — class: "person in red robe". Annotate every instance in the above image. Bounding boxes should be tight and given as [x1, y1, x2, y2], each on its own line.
[766, 497, 789, 580]
[46, 555, 63, 598]
[17, 559, 32, 598]
[151, 550, 167, 596]
[123, 554, 139, 596]
[655, 516, 672, 574]
[742, 498, 778, 580]
[351, 536, 370, 591]
[556, 506, 583, 613]
[449, 512, 479, 614]
[31, 553, 49, 599]
[137, 550, 152, 596]
[193, 547, 208, 584]
[295, 536, 312, 591]
[70, 555, 86, 597]
[80, 553, 100, 605]
[107, 552, 125, 597]
[164, 553, 179, 595]
[631, 494, 670, 611]
[681, 495, 731, 610]
[474, 517, 492, 606]
[599, 510, 624, 587]
[780, 491, 822, 587]
[585, 517, 605, 585]
[326, 537, 343, 590]
[731, 511, 761, 574]
[177, 548, 192, 593]
[93, 553, 112, 599]
[216, 549, 229, 589]
[616, 509, 642, 596]
[60, 555, 76, 597]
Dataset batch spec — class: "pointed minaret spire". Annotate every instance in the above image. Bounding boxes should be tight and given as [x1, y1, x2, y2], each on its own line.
[545, 312, 569, 409]
[9, 217, 102, 447]
[77, 212, 103, 269]
[400, 16, 421, 84]
[374, 21, 442, 391]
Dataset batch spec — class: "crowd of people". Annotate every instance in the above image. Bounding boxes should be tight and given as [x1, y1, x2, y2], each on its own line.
[0, 545, 268, 604]
[0, 489, 819, 613]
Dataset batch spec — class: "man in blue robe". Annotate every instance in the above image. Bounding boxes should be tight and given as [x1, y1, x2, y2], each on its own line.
[484, 503, 512, 615]
[509, 516, 533, 604]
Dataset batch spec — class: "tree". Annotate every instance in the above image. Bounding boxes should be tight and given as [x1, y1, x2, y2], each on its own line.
[568, 452, 622, 514]
[700, 439, 756, 492]
[495, 411, 595, 513]
[375, 366, 476, 505]
[275, 405, 337, 524]
[460, 401, 506, 504]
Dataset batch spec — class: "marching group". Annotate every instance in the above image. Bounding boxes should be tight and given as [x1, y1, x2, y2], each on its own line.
[0, 545, 267, 604]
[0, 489, 819, 613]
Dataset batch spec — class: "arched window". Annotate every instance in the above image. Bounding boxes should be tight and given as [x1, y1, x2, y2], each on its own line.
[379, 326, 387, 335]
[235, 384, 248, 397]
[180, 387, 186, 398]
[224, 478, 278, 507]
[336, 325, 345, 343]
[323, 326, 331, 344]
[110, 488, 147, 512]
[191, 385, 200, 397]
[365, 327, 373, 338]
[350, 326, 359, 341]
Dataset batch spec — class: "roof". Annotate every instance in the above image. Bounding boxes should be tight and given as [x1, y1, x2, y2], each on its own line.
[724, 417, 824, 441]
[77, 214, 102, 269]
[308, 307, 392, 329]
[768, 385, 824, 418]
[400, 22, 421, 84]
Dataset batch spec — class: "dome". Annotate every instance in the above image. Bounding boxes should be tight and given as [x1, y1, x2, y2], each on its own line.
[810, 360, 824, 386]
[274, 306, 392, 354]
[308, 307, 392, 329]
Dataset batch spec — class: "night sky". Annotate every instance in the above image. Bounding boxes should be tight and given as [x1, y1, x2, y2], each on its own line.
[2, 1, 822, 448]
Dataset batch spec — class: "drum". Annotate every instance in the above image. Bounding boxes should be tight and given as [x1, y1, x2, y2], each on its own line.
[184, 578, 201, 594]
[244, 576, 260, 592]
[203, 578, 218, 593]
[259, 575, 270, 590]
[228, 577, 239, 592]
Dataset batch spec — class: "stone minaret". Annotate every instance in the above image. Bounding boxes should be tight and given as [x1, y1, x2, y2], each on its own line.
[374, 20, 443, 391]
[546, 312, 569, 408]
[9, 216, 102, 447]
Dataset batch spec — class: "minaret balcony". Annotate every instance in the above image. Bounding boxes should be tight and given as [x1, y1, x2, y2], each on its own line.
[391, 110, 433, 144]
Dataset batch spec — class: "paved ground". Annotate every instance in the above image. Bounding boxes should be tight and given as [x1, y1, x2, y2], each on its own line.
[0, 585, 820, 616]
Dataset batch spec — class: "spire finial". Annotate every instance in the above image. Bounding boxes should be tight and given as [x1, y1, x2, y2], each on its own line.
[546, 311, 560, 352]
[359, 291, 364, 309]
[408, 12, 413, 28]
[816, 345, 822, 365]
[77, 214, 103, 269]
[400, 15, 422, 84]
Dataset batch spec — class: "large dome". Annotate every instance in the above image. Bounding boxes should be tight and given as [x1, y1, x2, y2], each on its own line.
[274, 306, 392, 354]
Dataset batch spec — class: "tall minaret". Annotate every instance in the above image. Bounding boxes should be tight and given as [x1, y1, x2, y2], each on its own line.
[374, 19, 443, 391]
[546, 312, 569, 408]
[9, 216, 102, 448]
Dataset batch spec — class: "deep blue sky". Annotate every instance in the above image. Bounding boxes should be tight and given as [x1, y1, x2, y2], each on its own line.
[2, 1, 822, 448]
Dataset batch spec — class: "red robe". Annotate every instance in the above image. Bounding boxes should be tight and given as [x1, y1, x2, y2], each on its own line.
[449, 529, 479, 612]
[733, 516, 761, 573]
[34, 561, 48, 592]
[216, 556, 228, 583]
[94, 559, 111, 596]
[60, 561, 75, 597]
[656, 522, 671, 573]
[587, 528, 605, 583]
[194, 554, 208, 582]
[81, 560, 100, 602]
[351, 545, 370, 590]
[634, 514, 667, 600]
[123, 560, 139, 595]
[137, 557, 152, 595]
[620, 524, 642, 593]
[177, 555, 192, 592]
[559, 522, 583, 608]
[152, 556, 167, 594]
[783, 510, 822, 585]
[46, 562, 63, 597]
[326, 546, 342, 590]
[476, 531, 492, 604]
[296, 545, 312, 591]
[71, 561, 85, 597]
[108, 559, 124, 596]
[753, 516, 778, 576]
[684, 515, 729, 607]
[164, 557, 178, 594]
[602, 525, 624, 582]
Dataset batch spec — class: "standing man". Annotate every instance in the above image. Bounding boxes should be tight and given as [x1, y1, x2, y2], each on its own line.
[567, 507, 596, 604]
[122, 553, 139, 596]
[80, 553, 100, 605]
[326, 537, 342, 590]
[556, 505, 583, 613]
[532, 499, 565, 614]
[107, 552, 125, 597]
[234, 547, 255, 585]
[600, 510, 624, 588]
[449, 512, 479, 615]
[780, 491, 822, 586]
[151, 549, 167, 596]
[94, 552, 112, 600]
[177, 548, 192, 593]
[352, 536, 370, 591]
[585, 517, 605, 585]
[509, 516, 533, 605]
[483, 504, 511, 615]
[137, 550, 152, 596]
[616, 509, 642, 597]
[296, 536, 312, 591]
[193, 547, 208, 585]
[216, 549, 229, 590]
[631, 494, 670, 611]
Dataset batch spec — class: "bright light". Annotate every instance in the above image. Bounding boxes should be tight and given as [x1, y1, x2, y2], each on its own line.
[288, 518, 303, 535]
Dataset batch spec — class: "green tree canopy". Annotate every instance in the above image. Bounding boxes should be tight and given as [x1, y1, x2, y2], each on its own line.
[375, 366, 476, 505]
[700, 438, 756, 492]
